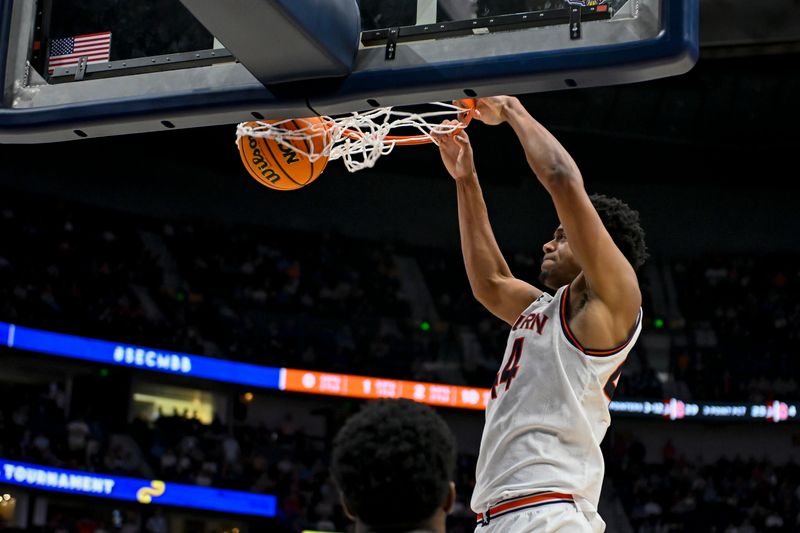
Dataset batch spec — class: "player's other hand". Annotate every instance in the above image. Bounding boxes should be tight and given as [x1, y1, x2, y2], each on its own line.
[434, 120, 476, 182]
[468, 95, 516, 126]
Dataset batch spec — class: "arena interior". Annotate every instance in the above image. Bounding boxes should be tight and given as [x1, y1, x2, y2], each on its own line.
[1, 1, 800, 532]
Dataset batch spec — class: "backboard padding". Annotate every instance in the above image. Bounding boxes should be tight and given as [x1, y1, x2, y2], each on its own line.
[0, 0, 698, 143]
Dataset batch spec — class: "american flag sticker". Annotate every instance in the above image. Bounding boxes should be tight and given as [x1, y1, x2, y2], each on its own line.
[48, 32, 112, 74]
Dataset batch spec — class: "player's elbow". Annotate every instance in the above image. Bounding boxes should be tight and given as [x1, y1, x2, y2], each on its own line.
[536, 165, 582, 191]
[473, 290, 502, 316]
[470, 285, 493, 306]
[470, 277, 503, 307]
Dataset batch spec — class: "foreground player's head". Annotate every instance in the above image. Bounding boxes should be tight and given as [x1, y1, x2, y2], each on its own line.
[331, 399, 457, 533]
[539, 193, 648, 290]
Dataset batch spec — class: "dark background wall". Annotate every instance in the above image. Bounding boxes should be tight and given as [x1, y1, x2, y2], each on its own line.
[0, 150, 796, 256]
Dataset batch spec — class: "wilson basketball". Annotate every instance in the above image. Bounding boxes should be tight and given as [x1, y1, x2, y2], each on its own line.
[238, 117, 330, 191]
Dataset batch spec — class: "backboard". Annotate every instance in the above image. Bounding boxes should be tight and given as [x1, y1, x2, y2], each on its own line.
[0, 0, 698, 143]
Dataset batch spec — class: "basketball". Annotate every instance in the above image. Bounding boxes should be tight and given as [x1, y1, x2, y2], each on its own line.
[238, 117, 330, 191]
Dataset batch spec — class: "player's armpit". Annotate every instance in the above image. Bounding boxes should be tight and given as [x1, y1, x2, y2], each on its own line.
[474, 275, 542, 326]
[547, 178, 641, 337]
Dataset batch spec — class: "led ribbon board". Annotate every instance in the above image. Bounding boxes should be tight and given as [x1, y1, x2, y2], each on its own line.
[1, 321, 797, 421]
[0, 321, 487, 410]
[611, 398, 798, 423]
[281, 368, 489, 410]
[0, 322, 281, 389]
[0, 459, 276, 517]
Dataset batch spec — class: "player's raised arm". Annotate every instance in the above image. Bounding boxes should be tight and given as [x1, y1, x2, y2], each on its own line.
[435, 125, 542, 326]
[475, 96, 641, 339]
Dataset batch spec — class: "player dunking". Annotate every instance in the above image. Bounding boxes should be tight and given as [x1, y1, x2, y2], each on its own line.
[436, 96, 648, 532]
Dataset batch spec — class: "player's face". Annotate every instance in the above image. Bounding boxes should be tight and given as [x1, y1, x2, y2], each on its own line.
[539, 225, 581, 289]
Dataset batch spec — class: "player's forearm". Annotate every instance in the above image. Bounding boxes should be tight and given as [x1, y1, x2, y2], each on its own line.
[502, 98, 583, 190]
[456, 174, 513, 299]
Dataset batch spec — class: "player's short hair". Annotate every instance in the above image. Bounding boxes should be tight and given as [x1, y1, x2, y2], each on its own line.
[590, 193, 648, 270]
[331, 399, 457, 530]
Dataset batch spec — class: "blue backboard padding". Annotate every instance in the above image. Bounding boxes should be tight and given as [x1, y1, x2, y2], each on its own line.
[0, 0, 698, 138]
[0, 459, 277, 516]
[0, 321, 282, 390]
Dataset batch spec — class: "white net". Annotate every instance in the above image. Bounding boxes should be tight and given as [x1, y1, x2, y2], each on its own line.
[236, 101, 473, 173]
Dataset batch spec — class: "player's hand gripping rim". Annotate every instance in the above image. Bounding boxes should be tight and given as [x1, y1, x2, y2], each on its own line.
[434, 120, 477, 183]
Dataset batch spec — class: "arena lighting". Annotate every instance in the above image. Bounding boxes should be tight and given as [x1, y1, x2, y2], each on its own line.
[0, 321, 798, 421]
[0, 459, 276, 516]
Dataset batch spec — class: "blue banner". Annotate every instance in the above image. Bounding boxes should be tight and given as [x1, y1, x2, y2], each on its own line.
[0, 322, 282, 390]
[2, 320, 797, 422]
[0, 459, 276, 517]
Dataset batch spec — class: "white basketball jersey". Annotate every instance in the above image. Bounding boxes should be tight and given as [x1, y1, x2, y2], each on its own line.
[471, 284, 642, 516]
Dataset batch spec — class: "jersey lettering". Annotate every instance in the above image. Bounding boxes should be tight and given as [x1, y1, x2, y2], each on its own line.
[511, 312, 550, 334]
[491, 338, 524, 399]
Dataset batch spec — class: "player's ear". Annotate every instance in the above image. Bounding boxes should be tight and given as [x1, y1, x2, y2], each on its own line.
[338, 490, 357, 521]
[443, 481, 457, 513]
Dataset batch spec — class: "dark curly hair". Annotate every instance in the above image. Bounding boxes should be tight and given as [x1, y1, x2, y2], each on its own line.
[589, 193, 648, 270]
[331, 399, 457, 531]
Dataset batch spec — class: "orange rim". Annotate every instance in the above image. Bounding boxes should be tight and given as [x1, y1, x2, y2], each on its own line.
[249, 100, 476, 148]
[340, 99, 476, 146]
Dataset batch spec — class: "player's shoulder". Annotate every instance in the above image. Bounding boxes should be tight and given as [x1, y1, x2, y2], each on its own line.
[516, 290, 556, 316]
[535, 292, 553, 303]
[531, 290, 555, 307]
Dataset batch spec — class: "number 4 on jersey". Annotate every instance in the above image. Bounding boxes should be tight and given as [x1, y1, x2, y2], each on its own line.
[491, 338, 524, 399]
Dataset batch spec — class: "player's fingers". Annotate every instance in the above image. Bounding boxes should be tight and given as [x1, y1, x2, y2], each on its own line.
[453, 130, 470, 144]
[436, 133, 455, 152]
[434, 120, 457, 140]
[449, 120, 467, 138]
[431, 127, 449, 144]
[433, 119, 456, 139]
[431, 132, 444, 144]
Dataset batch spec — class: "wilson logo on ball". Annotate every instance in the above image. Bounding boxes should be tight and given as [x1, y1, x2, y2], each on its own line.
[238, 117, 330, 191]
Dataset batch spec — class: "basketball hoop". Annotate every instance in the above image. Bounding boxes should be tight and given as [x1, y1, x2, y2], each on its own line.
[236, 100, 475, 174]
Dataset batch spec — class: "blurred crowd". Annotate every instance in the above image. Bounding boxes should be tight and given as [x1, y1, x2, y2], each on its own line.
[607, 434, 800, 532]
[670, 256, 800, 402]
[0, 382, 478, 532]
[1, 190, 798, 529]
[2, 191, 798, 402]
[3, 380, 799, 533]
